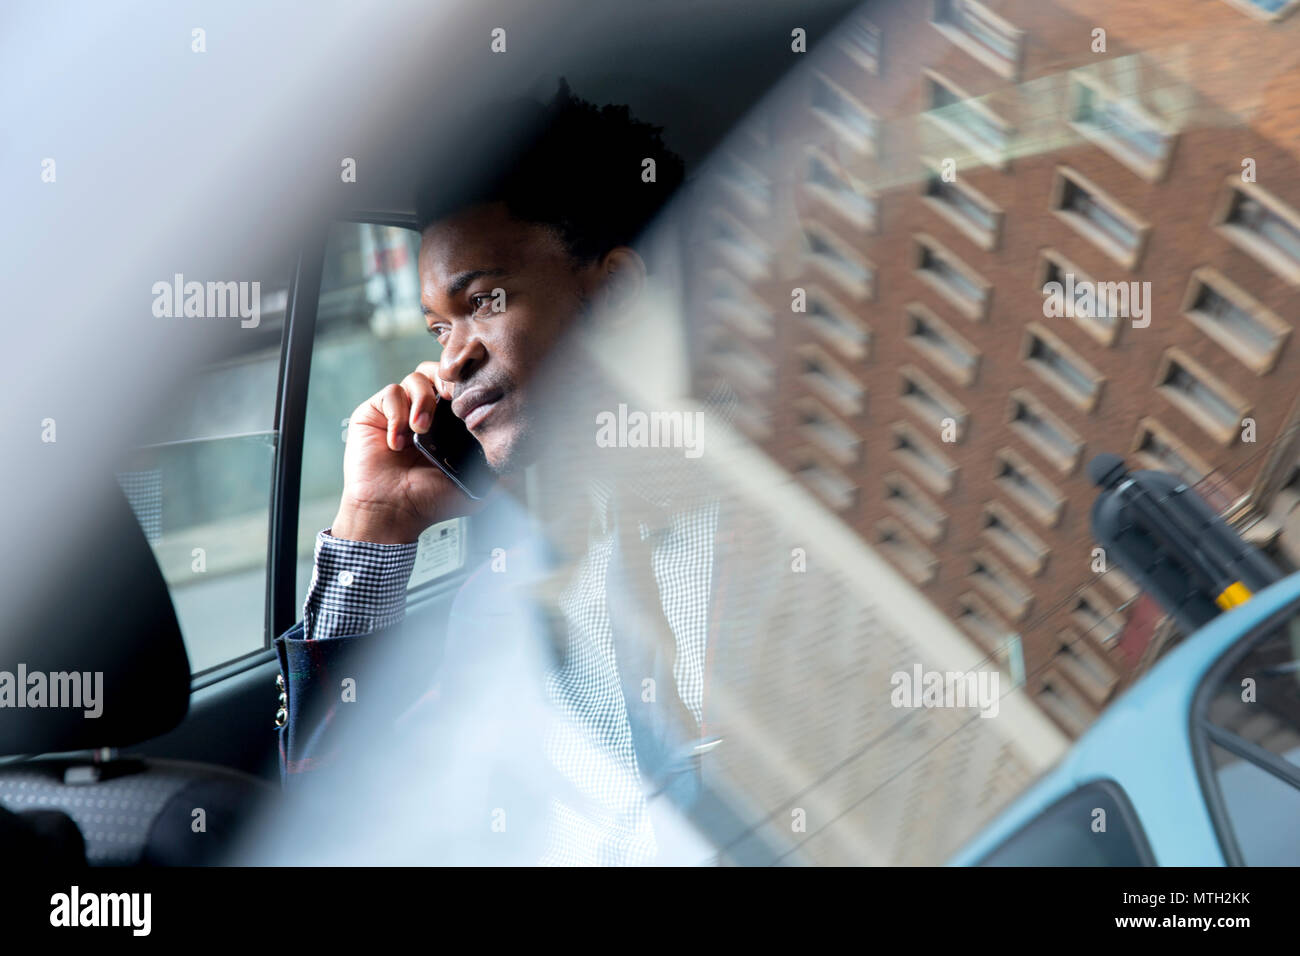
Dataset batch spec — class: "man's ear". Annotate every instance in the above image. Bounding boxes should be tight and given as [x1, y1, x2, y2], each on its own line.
[591, 246, 646, 316]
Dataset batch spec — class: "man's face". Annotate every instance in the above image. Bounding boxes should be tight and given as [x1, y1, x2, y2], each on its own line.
[419, 202, 594, 473]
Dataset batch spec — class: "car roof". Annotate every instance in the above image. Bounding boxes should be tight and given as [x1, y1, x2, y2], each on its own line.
[948, 569, 1300, 865]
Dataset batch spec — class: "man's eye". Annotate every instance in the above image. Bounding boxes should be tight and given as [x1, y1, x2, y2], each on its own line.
[471, 293, 496, 316]
[427, 325, 449, 341]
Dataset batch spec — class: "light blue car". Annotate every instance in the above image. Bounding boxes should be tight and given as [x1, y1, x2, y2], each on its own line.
[950, 571, 1300, 866]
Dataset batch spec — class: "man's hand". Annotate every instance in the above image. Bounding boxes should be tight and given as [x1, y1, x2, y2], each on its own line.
[331, 361, 480, 544]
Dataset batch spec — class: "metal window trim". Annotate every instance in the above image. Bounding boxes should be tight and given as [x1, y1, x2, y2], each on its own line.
[1191, 596, 1300, 866]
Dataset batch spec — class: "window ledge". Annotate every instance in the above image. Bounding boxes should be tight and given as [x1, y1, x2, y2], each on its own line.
[1052, 209, 1146, 271]
[921, 111, 1009, 172]
[1215, 224, 1300, 286]
[1183, 308, 1285, 375]
[920, 194, 1001, 252]
[928, 20, 1021, 81]
[811, 107, 877, 158]
[1068, 119, 1175, 184]
[1157, 387, 1243, 447]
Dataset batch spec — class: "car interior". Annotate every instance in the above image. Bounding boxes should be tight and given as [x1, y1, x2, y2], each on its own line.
[0, 0, 863, 865]
[11, 0, 1298, 875]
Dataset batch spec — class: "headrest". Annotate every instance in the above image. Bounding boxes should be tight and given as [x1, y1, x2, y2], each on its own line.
[0, 463, 190, 755]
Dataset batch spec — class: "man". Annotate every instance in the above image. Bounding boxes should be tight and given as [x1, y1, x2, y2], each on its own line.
[273, 82, 741, 864]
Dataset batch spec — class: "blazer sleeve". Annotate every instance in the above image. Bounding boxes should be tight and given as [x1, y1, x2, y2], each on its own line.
[272, 610, 446, 789]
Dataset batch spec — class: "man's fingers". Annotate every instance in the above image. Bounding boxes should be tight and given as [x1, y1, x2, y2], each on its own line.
[415, 360, 453, 401]
[372, 384, 412, 451]
[402, 371, 439, 433]
[360, 365, 446, 453]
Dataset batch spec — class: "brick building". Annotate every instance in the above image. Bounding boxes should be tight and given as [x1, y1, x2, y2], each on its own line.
[684, 0, 1300, 736]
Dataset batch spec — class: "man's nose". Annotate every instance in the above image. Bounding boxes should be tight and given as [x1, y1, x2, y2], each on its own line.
[439, 323, 487, 386]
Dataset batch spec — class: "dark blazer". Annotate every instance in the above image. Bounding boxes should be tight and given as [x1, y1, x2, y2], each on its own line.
[272, 520, 557, 789]
[269, 486, 789, 859]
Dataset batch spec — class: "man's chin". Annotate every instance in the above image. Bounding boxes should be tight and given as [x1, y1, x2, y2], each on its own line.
[480, 425, 526, 476]
[476, 394, 539, 476]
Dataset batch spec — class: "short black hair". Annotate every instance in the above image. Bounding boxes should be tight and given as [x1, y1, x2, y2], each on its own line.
[414, 79, 686, 264]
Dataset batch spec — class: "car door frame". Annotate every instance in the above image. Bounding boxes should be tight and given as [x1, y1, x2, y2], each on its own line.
[1190, 592, 1300, 866]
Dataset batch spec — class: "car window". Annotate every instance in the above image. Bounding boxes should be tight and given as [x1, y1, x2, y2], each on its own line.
[1206, 743, 1300, 866]
[115, 272, 291, 674]
[1197, 610, 1300, 865]
[976, 780, 1152, 866]
[294, 220, 467, 612]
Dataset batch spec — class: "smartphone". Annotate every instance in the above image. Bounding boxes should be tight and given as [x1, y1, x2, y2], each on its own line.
[412, 397, 496, 500]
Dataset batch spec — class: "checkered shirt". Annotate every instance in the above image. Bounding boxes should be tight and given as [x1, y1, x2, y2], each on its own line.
[301, 484, 719, 865]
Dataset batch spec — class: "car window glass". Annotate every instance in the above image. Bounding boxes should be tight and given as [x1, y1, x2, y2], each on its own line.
[116, 272, 291, 673]
[294, 221, 467, 612]
[1208, 741, 1300, 866]
[977, 781, 1150, 866]
[1202, 616, 1300, 768]
[1198, 610, 1300, 863]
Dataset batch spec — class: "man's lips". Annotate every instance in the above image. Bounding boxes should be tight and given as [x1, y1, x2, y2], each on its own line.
[452, 388, 504, 431]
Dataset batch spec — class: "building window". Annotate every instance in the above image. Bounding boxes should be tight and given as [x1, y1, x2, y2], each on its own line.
[837, 16, 881, 73]
[1008, 389, 1084, 473]
[794, 448, 857, 512]
[803, 285, 871, 360]
[921, 160, 1003, 250]
[981, 501, 1049, 576]
[1181, 267, 1289, 373]
[891, 421, 958, 494]
[708, 151, 771, 219]
[956, 591, 1010, 646]
[1155, 348, 1250, 444]
[1022, 322, 1104, 410]
[705, 268, 772, 339]
[930, 0, 1024, 79]
[1037, 670, 1096, 736]
[993, 447, 1065, 527]
[914, 233, 991, 320]
[704, 206, 771, 281]
[905, 302, 980, 385]
[924, 71, 1012, 168]
[804, 147, 878, 231]
[804, 224, 874, 300]
[876, 518, 939, 585]
[1131, 417, 1212, 485]
[1037, 248, 1121, 346]
[970, 549, 1033, 620]
[883, 471, 948, 543]
[704, 329, 774, 394]
[1055, 632, 1118, 707]
[1220, 0, 1300, 22]
[795, 396, 861, 466]
[1100, 566, 1140, 607]
[811, 72, 879, 156]
[899, 364, 969, 440]
[718, 388, 773, 441]
[798, 343, 865, 417]
[1050, 167, 1150, 269]
[1072, 588, 1124, 646]
[1212, 180, 1300, 285]
[1068, 73, 1175, 181]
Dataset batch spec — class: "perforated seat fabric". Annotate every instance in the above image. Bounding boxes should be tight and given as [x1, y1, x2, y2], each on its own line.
[0, 758, 273, 865]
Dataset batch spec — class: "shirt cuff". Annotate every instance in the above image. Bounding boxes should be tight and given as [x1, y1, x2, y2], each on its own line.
[302, 529, 419, 640]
